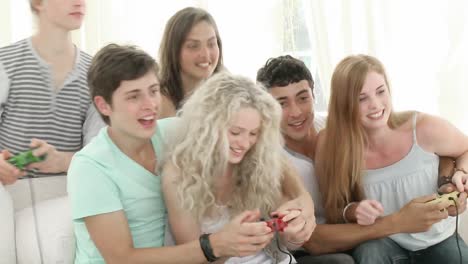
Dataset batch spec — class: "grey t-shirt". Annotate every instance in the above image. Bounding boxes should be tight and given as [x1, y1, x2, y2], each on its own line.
[0, 39, 104, 146]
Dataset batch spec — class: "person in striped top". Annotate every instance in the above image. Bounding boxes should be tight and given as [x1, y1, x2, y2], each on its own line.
[0, 0, 104, 185]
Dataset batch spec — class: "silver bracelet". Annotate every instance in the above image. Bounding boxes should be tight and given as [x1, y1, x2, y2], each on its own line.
[342, 202, 357, 223]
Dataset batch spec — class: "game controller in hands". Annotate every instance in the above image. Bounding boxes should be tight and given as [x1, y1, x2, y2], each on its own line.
[426, 191, 460, 207]
[265, 215, 288, 232]
[8, 150, 46, 170]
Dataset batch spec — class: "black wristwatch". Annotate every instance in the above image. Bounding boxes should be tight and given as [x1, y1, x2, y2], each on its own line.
[438, 175, 453, 188]
[199, 233, 219, 262]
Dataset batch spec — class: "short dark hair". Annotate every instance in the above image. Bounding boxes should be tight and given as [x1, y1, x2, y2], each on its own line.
[256, 55, 314, 94]
[159, 7, 224, 109]
[29, 0, 39, 14]
[87, 44, 159, 124]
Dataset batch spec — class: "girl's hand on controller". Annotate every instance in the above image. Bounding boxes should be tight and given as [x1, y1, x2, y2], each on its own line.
[355, 200, 384, 225]
[274, 209, 312, 248]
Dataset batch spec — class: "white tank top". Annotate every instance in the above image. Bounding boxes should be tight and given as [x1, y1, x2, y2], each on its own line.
[363, 114, 455, 251]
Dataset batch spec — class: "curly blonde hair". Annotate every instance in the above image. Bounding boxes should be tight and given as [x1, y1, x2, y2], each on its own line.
[169, 72, 286, 220]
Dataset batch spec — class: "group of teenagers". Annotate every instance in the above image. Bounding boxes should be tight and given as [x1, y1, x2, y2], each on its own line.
[1, 1, 468, 264]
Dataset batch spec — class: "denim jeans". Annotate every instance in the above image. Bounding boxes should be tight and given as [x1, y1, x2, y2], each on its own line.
[294, 250, 355, 264]
[352, 233, 468, 264]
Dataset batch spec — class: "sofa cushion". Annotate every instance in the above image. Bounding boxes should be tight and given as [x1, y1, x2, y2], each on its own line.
[6, 176, 67, 212]
[15, 196, 75, 264]
[460, 209, 468, 242]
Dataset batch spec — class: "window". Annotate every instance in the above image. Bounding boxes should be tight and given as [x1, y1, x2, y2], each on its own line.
[281, 0, 327, 112]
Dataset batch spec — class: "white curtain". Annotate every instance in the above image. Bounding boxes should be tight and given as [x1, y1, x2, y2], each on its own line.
[0, 1, 33, 46]
[1, 0, 467, 132]
[0, 0, 283, 80]
[304, 0, 468, 132]
[77, 0, 202, 56]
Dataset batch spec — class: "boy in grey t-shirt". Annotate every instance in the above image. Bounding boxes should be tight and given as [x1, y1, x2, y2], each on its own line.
[257, 55, 461, 264]
[257, 55, 354, 264]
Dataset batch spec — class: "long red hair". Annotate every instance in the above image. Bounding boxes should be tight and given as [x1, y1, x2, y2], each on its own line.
[317, 55, 411, 223]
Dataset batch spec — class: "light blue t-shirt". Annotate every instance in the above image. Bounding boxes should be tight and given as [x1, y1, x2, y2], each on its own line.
[68, 118, 174, 264]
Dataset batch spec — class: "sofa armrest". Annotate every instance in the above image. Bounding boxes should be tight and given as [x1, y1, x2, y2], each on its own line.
[0, 184, 17, 264]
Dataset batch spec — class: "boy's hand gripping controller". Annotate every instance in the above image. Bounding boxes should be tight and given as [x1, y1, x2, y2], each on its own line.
[426, 191, 461, 207]
[8, 150, 46, 170]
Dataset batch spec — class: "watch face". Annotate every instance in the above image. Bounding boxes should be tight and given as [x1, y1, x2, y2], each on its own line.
[437, 176, 453, 192]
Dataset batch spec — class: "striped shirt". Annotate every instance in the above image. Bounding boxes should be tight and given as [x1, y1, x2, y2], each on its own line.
[0, 38, 103, 178]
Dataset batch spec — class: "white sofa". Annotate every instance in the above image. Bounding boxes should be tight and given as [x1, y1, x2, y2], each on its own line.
[0, 176, 75, 264]
[1, 177, 468, 264]
[460, 210, 468, 242]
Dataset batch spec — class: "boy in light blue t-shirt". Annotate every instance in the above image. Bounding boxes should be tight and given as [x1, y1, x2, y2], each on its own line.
[67, 44, 276, 264]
